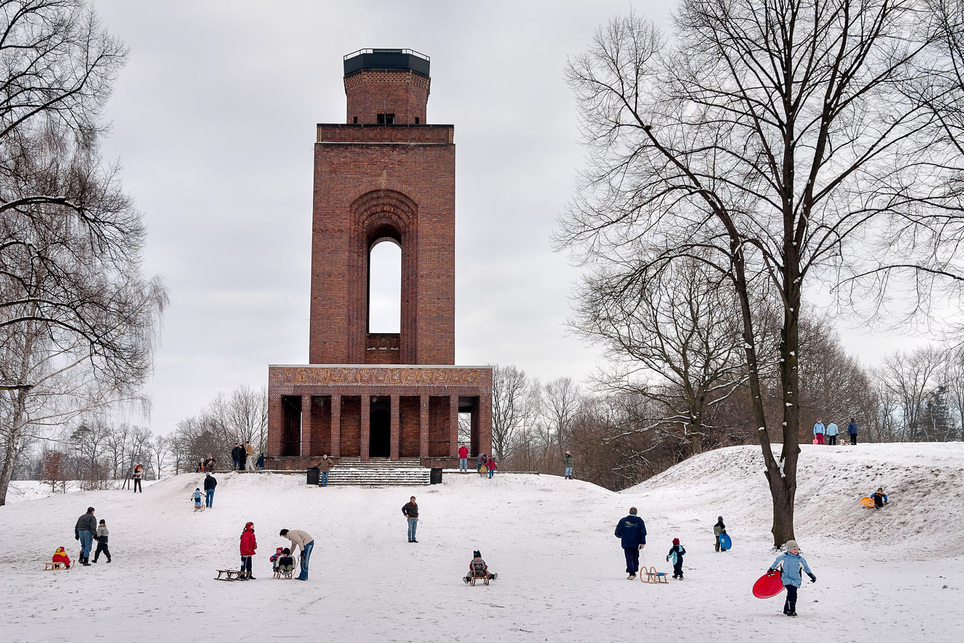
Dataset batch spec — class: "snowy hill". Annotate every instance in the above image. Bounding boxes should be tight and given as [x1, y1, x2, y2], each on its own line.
[1, 443, 962, 642]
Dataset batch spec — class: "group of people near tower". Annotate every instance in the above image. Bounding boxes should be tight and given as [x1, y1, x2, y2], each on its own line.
[812, 418, 859, 445]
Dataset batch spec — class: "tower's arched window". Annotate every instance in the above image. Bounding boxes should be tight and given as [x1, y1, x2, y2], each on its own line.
[368, 238, 401, 333]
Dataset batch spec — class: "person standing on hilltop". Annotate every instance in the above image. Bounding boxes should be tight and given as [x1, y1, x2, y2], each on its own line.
[231, 443, 243, 470]
[813, 419, 826, 445]
[244, 442, 255, 471]
[564, 451, 574, 479]
[826, 420, 839, 445]
[458, 443, 469, 473]
[133, 464, 143, 493]
[614, 507, 646, 580]
[847, 418, 859, 445]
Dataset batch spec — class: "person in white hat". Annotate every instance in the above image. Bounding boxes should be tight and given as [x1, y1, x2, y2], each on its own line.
[767, 540, 816, 617]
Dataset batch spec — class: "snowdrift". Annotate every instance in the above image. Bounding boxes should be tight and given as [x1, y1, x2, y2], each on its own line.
[1, 442, 961, 642]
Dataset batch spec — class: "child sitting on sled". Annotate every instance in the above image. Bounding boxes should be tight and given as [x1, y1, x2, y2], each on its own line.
[463, 550, 497, 583]
[52, 547, 71, 569]
[192, 488, 203, 511]
[276, 547, 295, 578]
[871, 487, 888, 509]
[269, 546, 284, 575]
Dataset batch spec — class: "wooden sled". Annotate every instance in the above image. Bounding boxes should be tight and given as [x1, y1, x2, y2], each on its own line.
[467, 570, 497, 586]
[274, 566, 294, 579]
[640, 566, 668, 584]
[44, 561, 68, 571]
[215, 569, 243, 581]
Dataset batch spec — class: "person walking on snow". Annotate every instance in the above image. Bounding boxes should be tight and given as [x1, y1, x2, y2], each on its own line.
[667, 538, 686, 579]
[614, 507, 646, 579]
[714, 516, 728, 552]
[486, 458, 497, 478]
[239, 522, 257, 580]
[847, 417, 859, 445]
[280, 529, 314, 581]
[564, 451, 574, 479]
[92, 519, 111, 563]
[826, 421, 839, 445]
[458, 444, 469, 473]
[768, 540, 815, 617]
[203, 473, 217, 508]
[74, 506, 97, 566]
[813, 419, 826, 445]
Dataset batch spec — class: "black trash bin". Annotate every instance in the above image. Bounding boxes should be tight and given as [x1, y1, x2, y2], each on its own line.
[430, 466, 443, 485]
[306, 466, 320, 485]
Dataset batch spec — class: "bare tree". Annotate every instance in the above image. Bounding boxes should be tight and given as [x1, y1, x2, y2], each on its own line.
[0, 1, 166, 505]
[562, 3, 963, 545]
[150, 434, 169, 479]
[577, 258, 747, 455]
[879, 346, 947, 440]
[543, 377, 581, 454]
[490, 364, 531, 460]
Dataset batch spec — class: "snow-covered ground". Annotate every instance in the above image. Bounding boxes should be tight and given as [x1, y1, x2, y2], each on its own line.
[1, 443, 961, 642]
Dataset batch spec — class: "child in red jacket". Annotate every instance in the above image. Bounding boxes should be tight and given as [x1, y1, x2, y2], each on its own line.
[52, 547, 71, 569]
[240, 522, 257, 580]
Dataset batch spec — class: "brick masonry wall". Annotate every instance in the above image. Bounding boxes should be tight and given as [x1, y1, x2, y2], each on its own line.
[344, 70, 430, 125]
[399, 396, 420, 457]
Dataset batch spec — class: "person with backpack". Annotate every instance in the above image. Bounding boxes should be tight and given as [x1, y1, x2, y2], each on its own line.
[463, 550, 497, 583]
[714, 516, 727, 552]
[614, 507, 646, 580]
[667, 538, 686, 580]
[768, 540, 816, 617]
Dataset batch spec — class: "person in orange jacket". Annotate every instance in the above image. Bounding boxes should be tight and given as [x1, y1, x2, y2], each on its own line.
[239, 522, 257, 580]
[52, 547, 71, 569]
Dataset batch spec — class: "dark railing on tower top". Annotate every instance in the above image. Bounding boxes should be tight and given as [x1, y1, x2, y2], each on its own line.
[343, 48, 431, 78]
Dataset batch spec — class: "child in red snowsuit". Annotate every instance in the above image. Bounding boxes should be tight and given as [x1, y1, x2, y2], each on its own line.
[52, 547, 71, 569]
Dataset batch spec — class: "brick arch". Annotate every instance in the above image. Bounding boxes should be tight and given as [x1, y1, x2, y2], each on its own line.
[348, 189, 419, 364]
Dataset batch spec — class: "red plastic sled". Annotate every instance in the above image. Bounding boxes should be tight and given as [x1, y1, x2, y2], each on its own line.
[752, 570, 785, 599]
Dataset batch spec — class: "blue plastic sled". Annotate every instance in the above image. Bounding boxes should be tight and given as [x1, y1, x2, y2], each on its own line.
[719, 533, 732, 550]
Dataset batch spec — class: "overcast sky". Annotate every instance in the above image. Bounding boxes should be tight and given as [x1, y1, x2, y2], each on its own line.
[90, 0, 924, 436]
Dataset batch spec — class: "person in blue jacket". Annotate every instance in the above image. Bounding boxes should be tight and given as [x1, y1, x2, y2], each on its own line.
[871, 487, 888, 508]
[847, 418, 859, 445]
[768, 540, 816, 617]
[614, 507, 647, 580]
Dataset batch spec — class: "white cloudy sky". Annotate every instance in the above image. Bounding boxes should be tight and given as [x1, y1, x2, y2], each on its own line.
[90, 0, 925, 436]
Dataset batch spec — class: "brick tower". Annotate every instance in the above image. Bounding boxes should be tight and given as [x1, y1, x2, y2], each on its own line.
[266, 49, 492, 468]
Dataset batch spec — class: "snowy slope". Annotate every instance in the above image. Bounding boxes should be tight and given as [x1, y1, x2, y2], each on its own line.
[1, 443, 962, 642]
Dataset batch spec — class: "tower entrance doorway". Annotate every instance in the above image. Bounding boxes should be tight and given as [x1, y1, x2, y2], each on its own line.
[370, 397, 391, 457]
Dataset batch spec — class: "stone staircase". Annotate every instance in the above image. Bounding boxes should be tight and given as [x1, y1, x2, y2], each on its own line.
[314, 458, 432, 487]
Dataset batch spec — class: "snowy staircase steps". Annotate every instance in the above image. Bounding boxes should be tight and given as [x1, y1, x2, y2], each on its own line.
[318, 458, 431, 487]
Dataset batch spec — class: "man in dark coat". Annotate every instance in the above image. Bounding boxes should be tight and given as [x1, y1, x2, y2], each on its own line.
[614, 507, 646, 579]
[231, 443, 243, 470]
[74, 506, 97, 566]
[203, 473, 217, 508]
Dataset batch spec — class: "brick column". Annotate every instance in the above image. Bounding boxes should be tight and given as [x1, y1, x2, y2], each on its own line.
[419, 394, 429, 459]
[331, 394, 341, 459]
[267, 391, 283, 456]
[361, 394, 370, 461]
[301, 395, 313, 457]
[450, 394, 459, 457]
[479, 392, 492, 460]
[390, 394, 400, 460]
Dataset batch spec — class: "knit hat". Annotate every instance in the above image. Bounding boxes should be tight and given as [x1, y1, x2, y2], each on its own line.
[785, 540, 799, 551]
[673, 538, 680, 545]
[473, 550, 481, 558]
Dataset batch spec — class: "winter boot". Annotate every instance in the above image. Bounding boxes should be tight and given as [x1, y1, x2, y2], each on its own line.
[106, 557, 111, 563]
[627, 573, 635, 580]
[82, 557, 90, 566]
